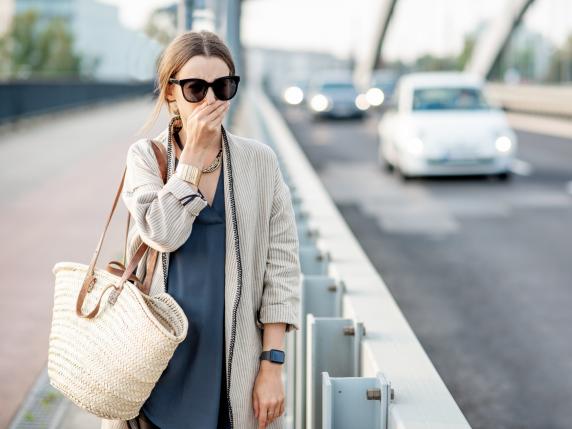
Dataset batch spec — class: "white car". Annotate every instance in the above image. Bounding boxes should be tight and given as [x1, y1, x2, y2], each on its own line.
[378, 72, 517, 180]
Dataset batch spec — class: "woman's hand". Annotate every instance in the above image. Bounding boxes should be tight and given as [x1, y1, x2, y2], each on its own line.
[178, 99, 229, 171]
[183, 99, 229, 153]
[252, 361, 285, 428]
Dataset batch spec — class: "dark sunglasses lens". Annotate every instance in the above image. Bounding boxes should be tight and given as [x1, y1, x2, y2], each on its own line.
[182, 80, 207, 102]
[213, 77, 238, 100]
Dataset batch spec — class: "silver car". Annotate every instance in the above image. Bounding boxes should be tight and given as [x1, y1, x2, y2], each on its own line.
[305, 75, 369, 120]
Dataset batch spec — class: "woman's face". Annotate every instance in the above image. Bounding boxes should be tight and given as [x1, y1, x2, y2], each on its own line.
[167, 55, 231, 120]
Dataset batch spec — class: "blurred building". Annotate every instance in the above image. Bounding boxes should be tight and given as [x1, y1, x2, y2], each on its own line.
[0, 0, 15, 33]
[1, 0, 163, 81]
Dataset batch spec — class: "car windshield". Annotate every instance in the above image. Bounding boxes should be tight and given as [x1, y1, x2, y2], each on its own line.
[412, 87, 490, 110]
[320, 82, 355, 91]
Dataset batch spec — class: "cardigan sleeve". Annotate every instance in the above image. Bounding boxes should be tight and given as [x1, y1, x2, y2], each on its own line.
[256, 151, 301, 333]
[121, 139, 208, 253]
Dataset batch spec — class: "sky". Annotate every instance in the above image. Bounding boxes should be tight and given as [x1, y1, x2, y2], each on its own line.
[100, 0, 572, 62]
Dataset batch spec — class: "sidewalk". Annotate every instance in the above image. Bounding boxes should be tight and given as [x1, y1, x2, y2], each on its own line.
[4, 95, 252, 429]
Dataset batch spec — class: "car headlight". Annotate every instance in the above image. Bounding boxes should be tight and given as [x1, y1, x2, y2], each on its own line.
[310, 94, 329, 112]
[366, 87, 385, 106]
[355, 93, 369, 110]
[283, 86, 304, 105]
[406, 137, 424, 155]
[495, 135, 512, 153]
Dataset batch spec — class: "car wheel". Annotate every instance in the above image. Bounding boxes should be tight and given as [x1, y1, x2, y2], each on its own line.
[497, 171, 512, 181]
[377, 143, 390, 171]
[383, 158, 395, 173]
[398, 166, 412, 181]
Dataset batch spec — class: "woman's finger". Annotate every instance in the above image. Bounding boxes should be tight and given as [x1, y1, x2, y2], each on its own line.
[253, 393, 259, 419]
[189, 100, 211, 119]
[258, 402, 269, 429]
[197, 99, 221, 116]
[210, 105, 229, 126]
[204, 105, 228, 131]
[271, 399, 281, 423]
[204, 101, 228, 123]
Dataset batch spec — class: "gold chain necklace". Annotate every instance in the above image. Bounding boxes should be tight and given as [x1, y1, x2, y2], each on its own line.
[202, 148, 222, 173]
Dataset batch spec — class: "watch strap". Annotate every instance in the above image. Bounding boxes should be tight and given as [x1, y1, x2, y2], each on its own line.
[260, 349, 285, 364]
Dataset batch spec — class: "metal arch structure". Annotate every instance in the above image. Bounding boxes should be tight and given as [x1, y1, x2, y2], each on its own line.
[465, 0, 537, 79]
[177, 0, 243, 79]
[353, 0, 399, 89]
[353, 0, 539, 86]
[177, 0, 244, 127]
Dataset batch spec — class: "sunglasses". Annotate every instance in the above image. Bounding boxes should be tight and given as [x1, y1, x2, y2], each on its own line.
[169, 75, 240, 103]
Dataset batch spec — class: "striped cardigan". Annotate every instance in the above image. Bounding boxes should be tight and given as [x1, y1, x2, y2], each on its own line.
[100, 121, 301, 429]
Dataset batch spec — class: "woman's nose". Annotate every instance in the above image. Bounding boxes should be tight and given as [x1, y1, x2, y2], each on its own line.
[204, 87, 217, 104]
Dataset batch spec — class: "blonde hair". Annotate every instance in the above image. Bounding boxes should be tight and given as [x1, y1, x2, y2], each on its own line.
[137, 30, 236, 136]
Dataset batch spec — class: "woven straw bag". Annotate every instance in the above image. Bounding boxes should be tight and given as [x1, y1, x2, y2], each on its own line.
[48, 139, 188, 420]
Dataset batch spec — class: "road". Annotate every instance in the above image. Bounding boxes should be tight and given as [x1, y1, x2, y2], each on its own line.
[276, 102, 572, 429]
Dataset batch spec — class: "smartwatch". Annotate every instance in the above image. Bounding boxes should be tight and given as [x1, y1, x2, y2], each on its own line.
[259, 349, 285, 365]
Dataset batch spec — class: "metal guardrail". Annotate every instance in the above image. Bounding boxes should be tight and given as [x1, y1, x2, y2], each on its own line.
[485, 82, 572, 119]
[244, 81, 472, 429]
[0, 81, 154, 125]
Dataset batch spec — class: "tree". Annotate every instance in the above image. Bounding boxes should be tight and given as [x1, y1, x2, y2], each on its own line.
[0, 9, 84, 80]
[546, 34, 572, 83]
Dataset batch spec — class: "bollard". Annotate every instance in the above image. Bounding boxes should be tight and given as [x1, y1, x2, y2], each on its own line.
[306, 315, 365, 429]
[322, 372, 393, 429]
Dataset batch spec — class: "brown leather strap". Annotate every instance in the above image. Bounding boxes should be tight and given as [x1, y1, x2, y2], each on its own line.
[123, 139, 167, 265]
[76, 235, 149, 319]
[75, 139, 169, 319]
[105, 261, 144, 289]
[140, 140, 168, 295]
[152, 140, 168, 183]
[121, 139, 169, 295]
[142, 249, 159, 296]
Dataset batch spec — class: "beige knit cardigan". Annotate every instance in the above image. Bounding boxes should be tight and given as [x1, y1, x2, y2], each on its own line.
[100, 122, 301, 429]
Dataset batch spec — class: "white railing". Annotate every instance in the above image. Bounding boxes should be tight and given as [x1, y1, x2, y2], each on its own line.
[485, 82, 572, 118]
[243, 81, 472, 429]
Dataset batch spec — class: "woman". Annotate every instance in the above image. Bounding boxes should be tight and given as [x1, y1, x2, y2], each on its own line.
[101, 30, 300, 429]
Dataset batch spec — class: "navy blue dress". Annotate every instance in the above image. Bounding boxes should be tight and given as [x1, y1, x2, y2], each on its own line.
[140, 163, 230, 429]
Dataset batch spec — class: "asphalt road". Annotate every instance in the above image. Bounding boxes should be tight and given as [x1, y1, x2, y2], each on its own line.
[276, 102, 572, 429]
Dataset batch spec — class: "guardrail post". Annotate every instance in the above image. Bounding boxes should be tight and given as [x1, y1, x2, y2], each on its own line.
[306, 314, 364, 429]
[284, 318, 297, 428]
[295, 276, 344, 429]
[322, 371, 393, 429]
[297, 219, 319, 247]
[299, 247, 330, 275]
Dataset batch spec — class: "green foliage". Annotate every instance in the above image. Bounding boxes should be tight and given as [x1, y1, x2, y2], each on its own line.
[546, 34, 572, 83]
[0, 9, 83, 80]
[456, 34, 476, 70]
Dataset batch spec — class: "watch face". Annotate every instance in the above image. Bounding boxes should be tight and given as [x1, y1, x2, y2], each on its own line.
[270, 349, 285, 363]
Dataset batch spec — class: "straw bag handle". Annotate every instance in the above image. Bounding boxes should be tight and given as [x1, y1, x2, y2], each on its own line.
[120, 140, 168, 296]
[104, 139, 167, 294]
[75, 139, 168, 319]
